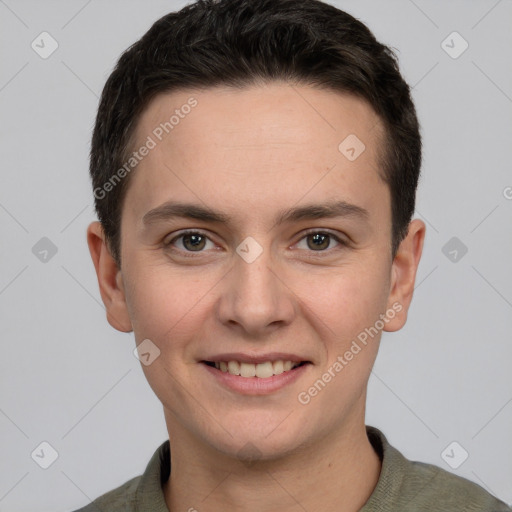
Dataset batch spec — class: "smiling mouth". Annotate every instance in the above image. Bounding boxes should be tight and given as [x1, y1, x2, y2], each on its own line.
[202, 360, 310, 378]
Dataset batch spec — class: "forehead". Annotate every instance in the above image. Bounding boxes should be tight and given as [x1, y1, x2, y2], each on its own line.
[136, 82, 383, 153]
[125, 83, 388, 225]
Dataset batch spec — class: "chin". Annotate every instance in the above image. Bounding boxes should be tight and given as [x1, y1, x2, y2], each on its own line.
[201, 414, 313, 463]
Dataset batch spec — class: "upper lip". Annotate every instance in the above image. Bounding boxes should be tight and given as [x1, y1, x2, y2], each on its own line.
[201, 352, 311, 364]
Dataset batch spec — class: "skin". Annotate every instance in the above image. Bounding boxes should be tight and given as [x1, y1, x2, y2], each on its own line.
[87, 82, 425, 512]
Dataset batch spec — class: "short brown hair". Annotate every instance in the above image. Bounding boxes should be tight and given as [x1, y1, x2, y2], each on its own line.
[90, 0, 422, 265]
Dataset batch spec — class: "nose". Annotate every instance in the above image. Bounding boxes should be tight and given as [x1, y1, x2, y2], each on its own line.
[216, 242, 296, 337]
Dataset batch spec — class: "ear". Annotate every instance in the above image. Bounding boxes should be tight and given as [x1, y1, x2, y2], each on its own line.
[86, 221, 132, 332]
[383, 218, 426, 332]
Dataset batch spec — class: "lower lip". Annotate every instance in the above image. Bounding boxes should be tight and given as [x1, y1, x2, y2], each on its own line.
[201, 362, 311, 395]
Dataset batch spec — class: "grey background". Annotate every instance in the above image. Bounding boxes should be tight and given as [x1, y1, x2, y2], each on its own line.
[0, 0, 511, 510]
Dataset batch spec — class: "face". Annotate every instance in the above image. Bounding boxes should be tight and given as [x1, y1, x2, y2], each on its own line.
[88, 82, 424, 461]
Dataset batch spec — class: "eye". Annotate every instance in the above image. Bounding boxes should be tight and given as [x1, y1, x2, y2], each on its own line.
[164, 230, 216, 253]
[164, 229, 347, 256]
[295, 230, 346, 252]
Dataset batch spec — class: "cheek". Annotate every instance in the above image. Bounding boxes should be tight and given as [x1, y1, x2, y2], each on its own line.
[125, 268, 207, 405]
[123, 260, 208, 341]
[296, 263, 391, 341]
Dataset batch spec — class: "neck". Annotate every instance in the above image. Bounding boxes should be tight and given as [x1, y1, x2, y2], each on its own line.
[163, 410, 381, 512]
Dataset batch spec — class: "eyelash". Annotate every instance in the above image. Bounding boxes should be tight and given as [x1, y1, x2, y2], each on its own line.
[164, 229, 348, 257]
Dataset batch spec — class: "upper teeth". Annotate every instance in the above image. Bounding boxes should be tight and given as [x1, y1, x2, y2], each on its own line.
[214, 360, 300, 378]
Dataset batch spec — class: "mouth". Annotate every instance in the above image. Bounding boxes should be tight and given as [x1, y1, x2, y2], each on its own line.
[201, 359, 311, 379]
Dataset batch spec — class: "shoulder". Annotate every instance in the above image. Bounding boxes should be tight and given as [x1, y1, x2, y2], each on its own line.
[70, 475, 141, 511]
[364, 426, 511, 512]
[69, 439, 170, 512]
[400, 458, 511, 511]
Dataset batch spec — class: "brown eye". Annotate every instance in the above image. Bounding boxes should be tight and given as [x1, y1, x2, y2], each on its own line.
[181, 233, 206, 251]
[306, 232, 331, 251]
[165, 231, 214, 252]
[295, 230, 346, 254]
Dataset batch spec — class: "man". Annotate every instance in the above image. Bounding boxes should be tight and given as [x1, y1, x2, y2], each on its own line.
[77, 0, 511, 510]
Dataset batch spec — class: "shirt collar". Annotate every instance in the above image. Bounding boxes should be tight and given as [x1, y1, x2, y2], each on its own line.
[135, 436, 171, 512]
[360, 425, 408, 510]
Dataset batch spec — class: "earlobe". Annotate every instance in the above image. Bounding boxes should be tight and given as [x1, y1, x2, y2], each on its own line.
[86, 221, 133, 333]
[384, 219, 426, 332]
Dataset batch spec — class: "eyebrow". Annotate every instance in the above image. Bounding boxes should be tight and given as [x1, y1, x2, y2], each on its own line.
[142, 199, 369, 227]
